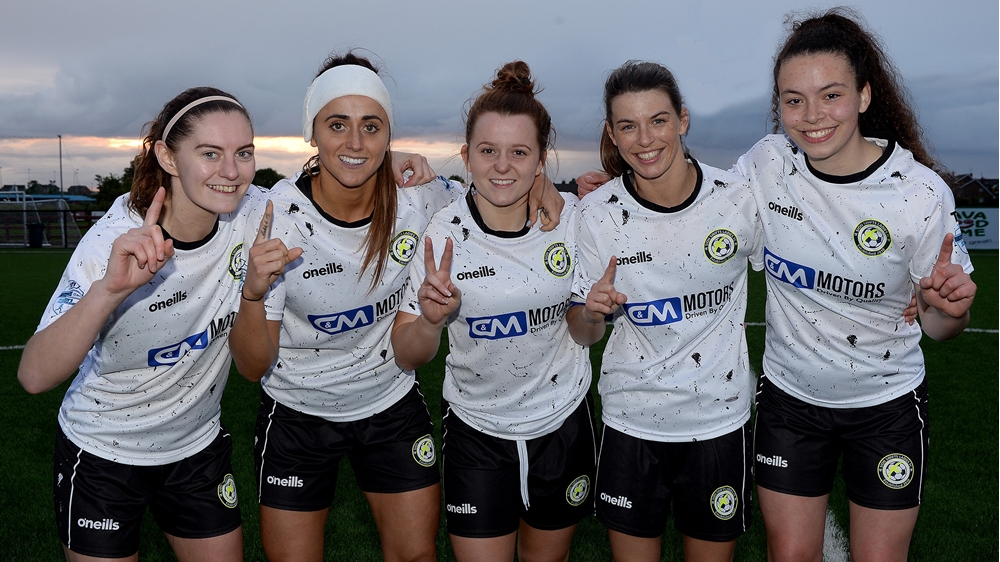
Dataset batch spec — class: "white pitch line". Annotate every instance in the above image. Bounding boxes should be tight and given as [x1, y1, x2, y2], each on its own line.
[1, 345, 26, 351]
[823, 507, 850, 562]
[745, 322, 998, 334]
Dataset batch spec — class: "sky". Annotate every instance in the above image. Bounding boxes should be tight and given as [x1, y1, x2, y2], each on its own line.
[0, 0, 996, 188]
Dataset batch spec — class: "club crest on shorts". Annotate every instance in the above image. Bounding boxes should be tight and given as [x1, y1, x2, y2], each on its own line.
[710, 486, 738, 520]
[565, 475, 591, 506]
[390, 230, 420, 265]
[228, 243, 246, 280]
[412, 434, 436, 467]
[217, 473, 238, 508]
[854, 219, 891, 256]
[704, 229, 739, 264]
[52, 280, 84, 315]
[544, 242, 571, 278]
[877, 453, 914, 489]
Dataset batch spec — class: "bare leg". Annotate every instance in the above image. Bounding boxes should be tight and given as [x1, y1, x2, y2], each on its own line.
[756, 486, 827, 562]
[166, 527, 243, 562]
[365, 484, 440, 562]
[848, 502, 918, 562]
[259, 505, 328, 562]
[63, 546, 138, 562]
[607, 529, 660, 562]
[450, 532, 517, 562]
[516, 521, 577, 562]
[683, 536, 736, 562]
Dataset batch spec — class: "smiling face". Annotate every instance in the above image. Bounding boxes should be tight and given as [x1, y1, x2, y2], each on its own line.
[607, 89, 689, 190]
[155, 110, 255, 232]
[462, 112, 544, 219]
[777, 52, 872, 175]
[310, 95, 390, 193]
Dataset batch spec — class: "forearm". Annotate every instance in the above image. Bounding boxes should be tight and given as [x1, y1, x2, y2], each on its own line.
[566, 305, 607, 346]
[17, 279, 125, 394]
[229, 298, 280, 382]
[918, 306, 970, 341]
[391, 313, 446, 371]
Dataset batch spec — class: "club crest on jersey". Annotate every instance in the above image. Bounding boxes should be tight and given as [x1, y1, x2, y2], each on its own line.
[309, 305, 375, 335]
[148, 329, 210, 366]
[217, 473, 238, 508]
[623, 298, 683, 326]
[412, 434, 436, 467]
[710, 486, 738, 520]
[543, 242, 571, 278]
[877, 453, 914, 489]
[390, 230, 420, 265]
[52, 280, 84, 315]
[566, 475, 591, 507]
[853, 219, 891, 256]
[467, 311, 529, 339]
[228, 243, 246, 280]
[704, 229, 739, 264]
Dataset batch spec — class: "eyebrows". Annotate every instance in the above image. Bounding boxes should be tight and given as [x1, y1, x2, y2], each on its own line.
[324, 113, 385, 123]
[615, 110, 673, 125]
[194, 142, 255, 151]
[781, 81, 851, 96]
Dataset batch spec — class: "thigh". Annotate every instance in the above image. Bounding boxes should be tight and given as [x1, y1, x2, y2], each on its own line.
[442, 405, 521, 538]
[255, 391, 343, 511]
[848, 501, 919, 562]
[165, 527, 243, 562]
[54, 428, 145, 559]
[150, 429, 242, 541]
[671, 421, 752, 542]
[259, 506, 328, 562]
[594, 426, 670, 538]
[517, 520, 577, 562]
[349, 383, 440, 494]
[753, 375, 840, 497]
[755, 486, 827, 562]
[365, 485, 440, 562]
[840, 380, 928, 510]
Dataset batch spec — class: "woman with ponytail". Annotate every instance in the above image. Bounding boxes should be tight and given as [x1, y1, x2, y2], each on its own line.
[17, 87, 286, 561]
[392, 61, 594, 562]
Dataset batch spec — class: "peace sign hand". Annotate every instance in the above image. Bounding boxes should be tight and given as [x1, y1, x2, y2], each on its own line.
[418, 237, 461, 326]
[917, 233, 976, 319]
[103, 187, 175, 296]
[584, 256, 626, 322]
[243, 201, 303, 302]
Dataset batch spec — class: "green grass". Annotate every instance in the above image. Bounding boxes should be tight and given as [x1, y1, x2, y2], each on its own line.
[0, 249, 995, 561]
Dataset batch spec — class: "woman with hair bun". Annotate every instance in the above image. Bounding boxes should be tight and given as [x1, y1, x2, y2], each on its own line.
[18, 87, 282, 561]
[736, 9, 976, 562]
[571, 61, 759, 562]
[392, 60, 594, 562]
[229, 53, 565, 562]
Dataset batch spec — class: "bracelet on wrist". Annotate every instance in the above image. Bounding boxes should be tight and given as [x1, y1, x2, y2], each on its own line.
[241, 287, 264, 302]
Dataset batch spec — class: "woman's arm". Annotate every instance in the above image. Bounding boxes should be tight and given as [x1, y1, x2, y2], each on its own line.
[566, 256, 626, 346]
[18, 188, 174, 393]
[915, 233, 976, 341]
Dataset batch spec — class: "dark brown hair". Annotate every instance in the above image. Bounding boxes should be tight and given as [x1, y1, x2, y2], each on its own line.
[305, 51, 396, 291]
[600, 61, 688, 178]
[770, 8, 937, 170]
[129, 87, 250, 218]
[465, 60, 553, 159]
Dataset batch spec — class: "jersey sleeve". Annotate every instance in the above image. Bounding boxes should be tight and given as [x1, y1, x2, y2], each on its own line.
[908, 177, 975, 282]
[399, 229, 430, 319]
[572, 204, 605, 303]
[36, 243, 110, 334]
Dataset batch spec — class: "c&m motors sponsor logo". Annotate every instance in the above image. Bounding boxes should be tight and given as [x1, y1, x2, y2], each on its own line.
[148, 330, 210, 366]
[763, 248, 815, 289]
[467, 311, 528, 339]
[310, 305, 375, 335]
[623, 298, 683, 326]
[763, 248, 885, 300]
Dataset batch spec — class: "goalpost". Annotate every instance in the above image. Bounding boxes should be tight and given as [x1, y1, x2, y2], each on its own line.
[0, 192, 83, 248]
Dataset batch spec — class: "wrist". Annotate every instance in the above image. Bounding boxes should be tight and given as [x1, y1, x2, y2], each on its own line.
[241, 285, 265, 302]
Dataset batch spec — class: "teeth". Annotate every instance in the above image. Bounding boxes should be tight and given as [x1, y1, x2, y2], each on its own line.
[209, 184, 238, 193]
[340, 156, 365, 165]
[492, 179, 515, 186]
[637, 150, 661, 161]
[804, 128, 834, 139]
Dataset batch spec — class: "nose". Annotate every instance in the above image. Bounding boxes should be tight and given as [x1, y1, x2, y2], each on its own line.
[804, 100, 823, 124]
[219, 153, 239, 180]
[346, 127, 363, 151]
[494, 152, 511, 173]
[638, 125, 654, 147]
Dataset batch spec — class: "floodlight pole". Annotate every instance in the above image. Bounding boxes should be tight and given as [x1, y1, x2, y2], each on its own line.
[58, 135, 64, 193]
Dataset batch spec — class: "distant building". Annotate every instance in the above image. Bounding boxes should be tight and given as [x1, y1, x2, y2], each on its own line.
[68, 185, 95, 196]
[554, 179, 578, 195]
[943, 173, 998, 207]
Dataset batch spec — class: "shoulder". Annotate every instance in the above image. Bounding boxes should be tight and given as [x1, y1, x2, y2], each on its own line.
[399, 175, 465, 209]
[579, 176, 626, 212]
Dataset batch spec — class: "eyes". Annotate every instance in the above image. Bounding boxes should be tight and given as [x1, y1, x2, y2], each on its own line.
[329, 121, 381, 134]
[200, 149, 254, 160]
[617, 117, 669, 133]
[479, 147, 531, 158]
[783, 92, 844, 106]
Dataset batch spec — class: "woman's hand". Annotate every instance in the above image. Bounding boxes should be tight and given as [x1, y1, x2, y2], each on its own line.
[104, 187, 174, 295]
[417, 237, 461, 326]
[392, 151, 436, 187]
[243, 201, 303, 302]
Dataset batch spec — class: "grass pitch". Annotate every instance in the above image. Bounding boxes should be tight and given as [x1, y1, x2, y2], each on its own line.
[0, 249, 995, 561]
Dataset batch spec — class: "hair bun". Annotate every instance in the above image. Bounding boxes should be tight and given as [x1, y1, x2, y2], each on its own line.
[490, 60, 536, 95]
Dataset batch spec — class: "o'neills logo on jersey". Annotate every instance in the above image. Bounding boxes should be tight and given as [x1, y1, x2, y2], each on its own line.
[763, 248, 885, 301]
[446, 503, 477, 514]
[267, 475, 304, 487]
[599, 492, 632, 509]
[616, 251, 652, 266]
[767, 201, 804, 221]
[77, 517, 120, 531]
[302, 262, 343, 279]
[148, 291, 187, 312]
[309, 305, 375, 335]
[756, 453, 788, 468]
[456, 266, 495, 280]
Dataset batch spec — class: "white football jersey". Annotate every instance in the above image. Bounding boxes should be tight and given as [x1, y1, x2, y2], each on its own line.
[735, 135, 973, 408]
[402, 192, 590, 439]
[260, 173, 462, 422]
[41, 188, 267, 465]
[573, 161, 761, 442]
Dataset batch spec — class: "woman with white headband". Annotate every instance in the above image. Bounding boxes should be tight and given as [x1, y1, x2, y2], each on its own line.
[229, 52, 565, 562]
[18, 86, 275, 561]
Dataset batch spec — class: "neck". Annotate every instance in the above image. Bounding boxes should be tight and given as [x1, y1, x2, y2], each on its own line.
[159, 194, 217, 244]
[313, 168, 377, 223]
[809, 135, 884, 176]
[473, 191, 529, 232]
[633, 159, 697, 208]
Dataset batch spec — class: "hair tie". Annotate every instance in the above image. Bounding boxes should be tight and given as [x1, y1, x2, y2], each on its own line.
[162, 96, 244, 141]
[302, 65, 394, 142]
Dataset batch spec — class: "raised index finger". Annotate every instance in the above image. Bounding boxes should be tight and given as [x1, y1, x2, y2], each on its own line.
[423, 237, 438, 276]
[934, 233, 955, 266]
[600, 256, 618, 284]
[144, 187, 166, 227]
[255, 201, 273, 244]
[438, 237, 454, 277]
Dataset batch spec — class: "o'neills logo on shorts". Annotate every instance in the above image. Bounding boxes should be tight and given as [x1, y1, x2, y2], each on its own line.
[267, 475, 304, 488]
[756, 453, 788, 468]
[446, 503, 477, 514]
[599, 492, 632, 509]
[77, 517, 120, 531]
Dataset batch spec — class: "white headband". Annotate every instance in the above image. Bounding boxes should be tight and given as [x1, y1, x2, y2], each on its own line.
[302, 65, 394, 142]
[162, 95, 244, 141]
